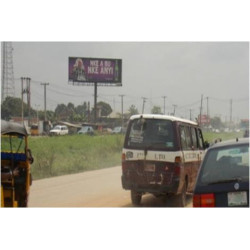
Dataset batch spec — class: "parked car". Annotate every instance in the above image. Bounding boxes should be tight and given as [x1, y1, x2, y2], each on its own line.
[193, 138, 249, 207]
[77, 126, 94, 135]
[112, 126, 126, 134]
[49, 125, 68, 136]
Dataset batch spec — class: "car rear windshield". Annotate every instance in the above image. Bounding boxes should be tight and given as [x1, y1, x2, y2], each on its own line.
[125, 118, 176, 150]
[199, 143, 249, 185]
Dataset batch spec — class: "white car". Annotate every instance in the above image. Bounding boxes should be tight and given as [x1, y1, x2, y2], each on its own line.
[77, 126, 94, 135]
[49, 125, 68, 136]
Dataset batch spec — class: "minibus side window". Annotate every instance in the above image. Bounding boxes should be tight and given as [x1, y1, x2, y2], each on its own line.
[197, 129, 204, 149]
[191, 127, 198, 149]
[180, 125, 192, 150]
[185, 126, 192, 149]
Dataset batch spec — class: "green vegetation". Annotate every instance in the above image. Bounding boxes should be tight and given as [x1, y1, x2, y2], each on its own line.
[28, 130, 245, 180]
[29, 134, 124, 180]
[203, 131, 244, 144]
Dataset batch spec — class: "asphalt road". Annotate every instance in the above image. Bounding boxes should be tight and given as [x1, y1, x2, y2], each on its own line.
[28, 166, 193, 207]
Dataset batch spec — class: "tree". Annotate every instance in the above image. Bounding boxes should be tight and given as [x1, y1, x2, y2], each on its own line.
[151, 106, 162, 114]
[210, 116, 223, 129]
[1, 96, 32, 120]
[96, 101, 112, 116]
[75, 102, 87, 116]
[128, 105, 139, 116]
[54, 104, 68, 120]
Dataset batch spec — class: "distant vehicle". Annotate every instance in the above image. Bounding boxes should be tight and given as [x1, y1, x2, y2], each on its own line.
[49, 125, 68, 136]
[122, 114, 207, 207]
[193, 138, 249, 207]
[243, 129, 249, 138]
[78, 126, 94, 135]
[30, 124, 39, 136]
[112, 127, 125, 134]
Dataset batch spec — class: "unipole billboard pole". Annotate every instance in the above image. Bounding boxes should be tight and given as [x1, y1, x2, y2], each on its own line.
[94, 82, 97, 123]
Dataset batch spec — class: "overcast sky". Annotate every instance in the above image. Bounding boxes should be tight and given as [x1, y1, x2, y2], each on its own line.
[11, 42, 248, 121]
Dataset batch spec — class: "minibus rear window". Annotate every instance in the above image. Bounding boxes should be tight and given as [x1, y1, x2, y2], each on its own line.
[125, 118, 176, 150]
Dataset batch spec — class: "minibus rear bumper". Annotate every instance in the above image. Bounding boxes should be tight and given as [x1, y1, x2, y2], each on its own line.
[121, 175, 180, 195]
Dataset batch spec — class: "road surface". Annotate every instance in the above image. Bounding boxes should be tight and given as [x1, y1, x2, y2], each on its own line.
[29, 166, 193, 207]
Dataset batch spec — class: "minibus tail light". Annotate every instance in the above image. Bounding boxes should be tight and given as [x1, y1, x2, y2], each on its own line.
[174, 156, 182, 175]
[175, 156, 182, 163]
[122, 153, 127, 172]
[122, 153, 126, 162]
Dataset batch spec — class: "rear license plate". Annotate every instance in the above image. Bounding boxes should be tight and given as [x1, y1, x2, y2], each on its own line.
[228, 191, 248, 206]
[144, 164, 155, 172]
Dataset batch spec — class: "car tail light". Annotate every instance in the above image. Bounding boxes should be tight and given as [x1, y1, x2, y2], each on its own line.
[193, 193, 215, 207]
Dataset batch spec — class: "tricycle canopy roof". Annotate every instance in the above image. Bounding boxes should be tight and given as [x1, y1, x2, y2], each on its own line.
[1, 120, 28, 136]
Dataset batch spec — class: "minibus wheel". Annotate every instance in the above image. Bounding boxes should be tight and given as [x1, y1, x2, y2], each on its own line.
[131, 190, 142, 206]
[175, 181, 187, 207]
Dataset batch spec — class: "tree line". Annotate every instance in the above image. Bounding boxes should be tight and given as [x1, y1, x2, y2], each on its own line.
[2, 96, 239, 130]
[1, 97, 140, 123]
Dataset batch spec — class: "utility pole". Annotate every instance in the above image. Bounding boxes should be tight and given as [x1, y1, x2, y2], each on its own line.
[230, 98, 233, 130]
[35, 104, 40, 124]
[162, 96, 167, 115]
[87, 101, 90, 122]
[173, 104, 177, 116]
[41, 83, 49, 121]
[26, 78, 31, 126]
[189, 109, 193, 120]
[21, 77, 24, 124]
[21, 77, 31, 125]
[119, 95, 125, 128]
[200, 94, 203, 126]
[142, 97, 147, 114]
[206, 96, 209, 129]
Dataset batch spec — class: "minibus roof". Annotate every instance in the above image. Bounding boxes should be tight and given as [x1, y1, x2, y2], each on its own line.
[129, 114, 198, 126]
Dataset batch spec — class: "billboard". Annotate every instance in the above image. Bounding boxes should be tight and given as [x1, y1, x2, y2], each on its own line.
[198, 114, 210, 125]
[68, 57, 122, 85]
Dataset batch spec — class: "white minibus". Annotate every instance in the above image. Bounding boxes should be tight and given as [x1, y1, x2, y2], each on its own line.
[121, 114, 207, 207]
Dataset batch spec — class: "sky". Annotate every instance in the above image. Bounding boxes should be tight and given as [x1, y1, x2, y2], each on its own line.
[11, 41, 249, 121]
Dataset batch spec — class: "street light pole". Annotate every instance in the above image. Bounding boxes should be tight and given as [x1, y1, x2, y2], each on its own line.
[142, 97, 147, 114]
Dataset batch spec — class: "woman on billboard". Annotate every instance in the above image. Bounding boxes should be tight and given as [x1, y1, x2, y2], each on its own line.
[73, 58, 86, 81]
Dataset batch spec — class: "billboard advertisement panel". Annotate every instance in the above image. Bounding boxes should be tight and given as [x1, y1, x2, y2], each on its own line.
[198, 114, 210, 125]
[68, 57, 122, 85]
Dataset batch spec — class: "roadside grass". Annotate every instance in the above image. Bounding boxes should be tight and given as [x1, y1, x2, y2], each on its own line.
[29, 131, 244, 180]
[203, 131, 244, 144]
[29, 134, 124, 180]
